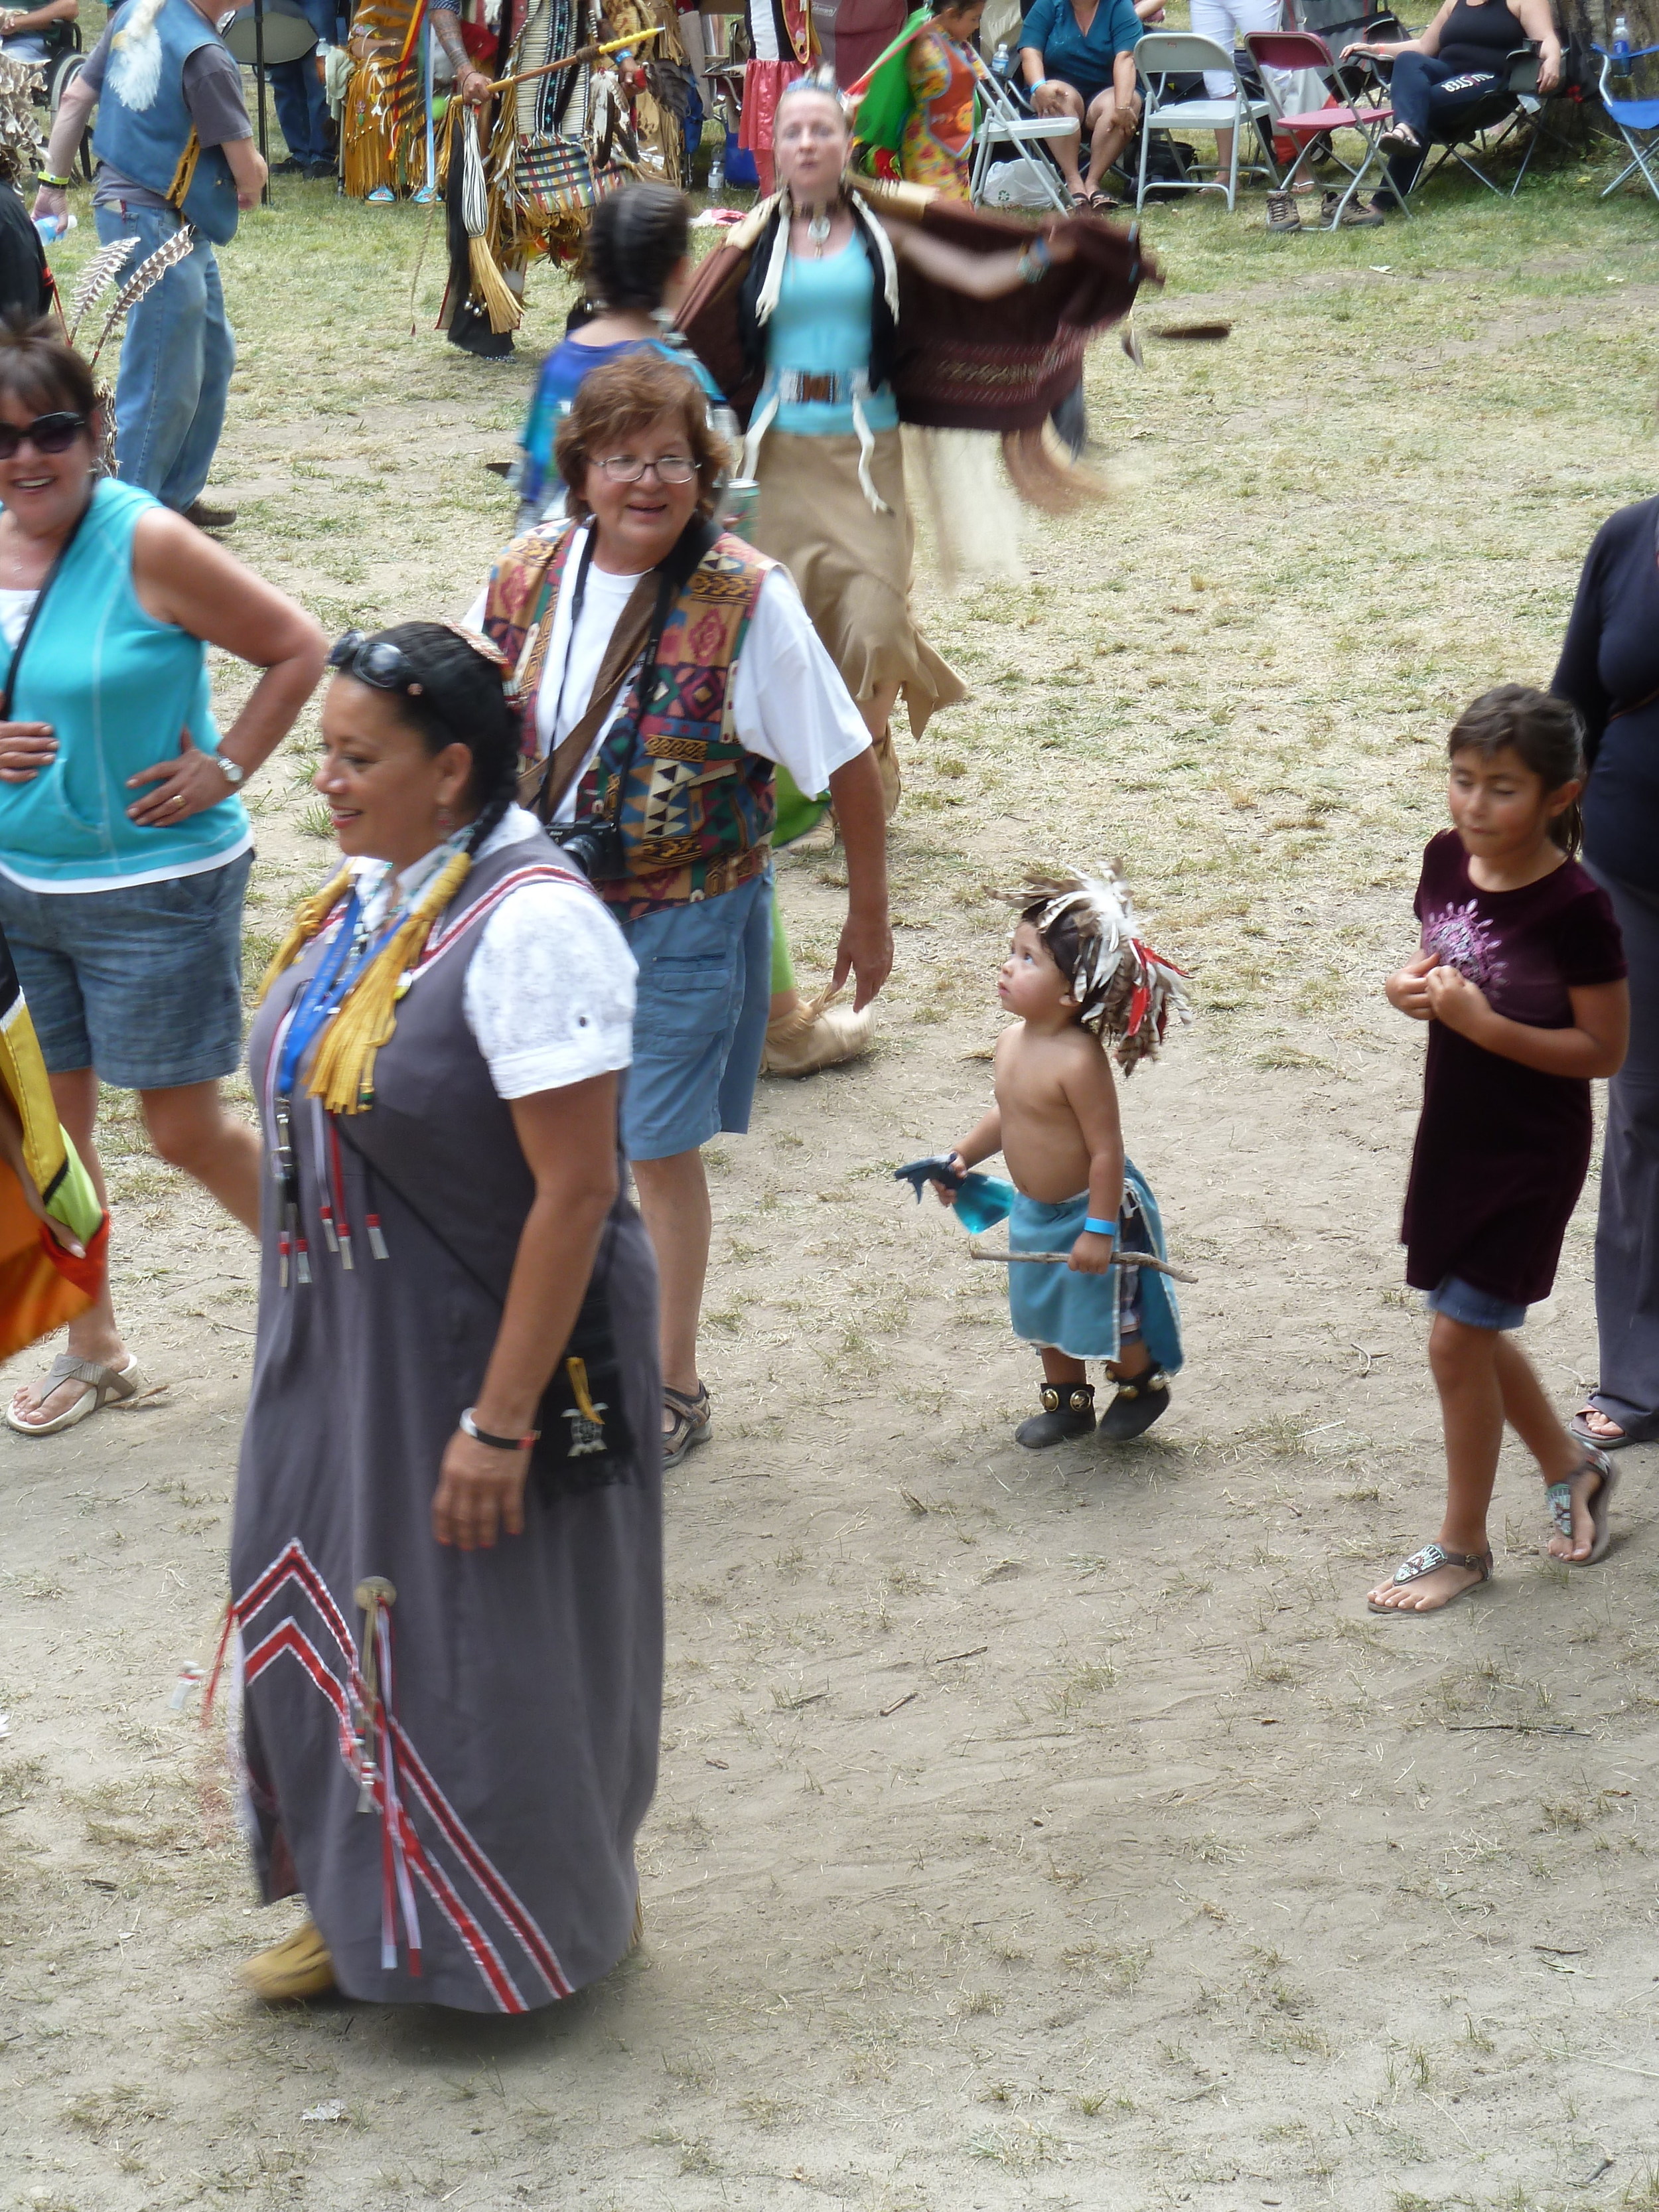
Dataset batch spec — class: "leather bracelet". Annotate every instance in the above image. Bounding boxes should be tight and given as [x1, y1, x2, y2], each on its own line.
[36, 172, 70, 189]
[1084, 1217, 1118, 1238]
[460, 1406, 540, 1452]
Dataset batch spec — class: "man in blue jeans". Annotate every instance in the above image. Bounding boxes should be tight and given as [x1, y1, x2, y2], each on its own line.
[269, 0, 340, 178]
[31, 0, 267, 530]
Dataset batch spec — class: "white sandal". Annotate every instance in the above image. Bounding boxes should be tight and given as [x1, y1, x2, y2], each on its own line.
[5, 1351, 153, 1436]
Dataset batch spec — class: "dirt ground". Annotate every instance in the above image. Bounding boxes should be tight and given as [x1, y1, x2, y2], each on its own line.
[5, 141, 1659, 2212]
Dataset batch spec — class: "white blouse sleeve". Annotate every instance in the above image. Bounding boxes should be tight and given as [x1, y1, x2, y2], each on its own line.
[728, 567, 873, 798]
[462, 881, 637, 1100]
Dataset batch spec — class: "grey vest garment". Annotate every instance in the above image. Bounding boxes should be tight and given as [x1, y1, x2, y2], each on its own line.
[232, 838, 663, 2012]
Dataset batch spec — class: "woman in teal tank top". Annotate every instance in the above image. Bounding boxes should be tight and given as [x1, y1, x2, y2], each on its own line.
[727, 70, 1080, 1076]
[0, 319, 324, 1437]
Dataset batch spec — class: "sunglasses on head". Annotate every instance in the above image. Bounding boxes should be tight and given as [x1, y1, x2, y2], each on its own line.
[328, 630, 423, 694]
[328, 622, 510, 696]
[0, 411, 87, 461]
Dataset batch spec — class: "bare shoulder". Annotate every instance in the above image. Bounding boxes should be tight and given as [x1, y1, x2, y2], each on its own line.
[1057, 1024, 1118, 1092]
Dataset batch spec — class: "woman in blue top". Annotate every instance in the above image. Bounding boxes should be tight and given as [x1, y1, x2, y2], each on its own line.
[737, 70, 1078, 1072]
[515, 185, 727, 535]
[1018, 0, 1154, 210]
[0, 318, 324, 1435]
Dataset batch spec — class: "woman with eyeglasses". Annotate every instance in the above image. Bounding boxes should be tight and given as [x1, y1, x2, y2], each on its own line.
[470, 348, 891, 1472]
[0, 315, 324, 1436]
[231, 617, 657, 2007]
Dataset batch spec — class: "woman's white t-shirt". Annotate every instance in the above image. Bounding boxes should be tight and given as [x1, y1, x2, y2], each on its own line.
[463, 524, 871, 823]
[352, 807, 636, 1100]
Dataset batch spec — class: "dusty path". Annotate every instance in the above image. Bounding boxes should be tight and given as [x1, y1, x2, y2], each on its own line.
[3, 934, 1654, 2207]
[5, 170, 1659, 2211]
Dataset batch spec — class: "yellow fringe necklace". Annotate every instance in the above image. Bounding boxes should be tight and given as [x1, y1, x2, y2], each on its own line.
[259, 849, 474, 1114]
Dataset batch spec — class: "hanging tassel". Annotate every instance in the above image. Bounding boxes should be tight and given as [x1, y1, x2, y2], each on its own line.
[257, 866, 354, 1003]
[459, 106, 522, 334]
[306, 852, 473, 1114]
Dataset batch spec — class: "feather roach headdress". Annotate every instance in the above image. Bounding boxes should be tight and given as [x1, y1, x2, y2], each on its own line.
[999, 865, 1191, 1072]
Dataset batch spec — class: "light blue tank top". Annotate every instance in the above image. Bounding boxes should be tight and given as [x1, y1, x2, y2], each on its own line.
[763, 240, 901, 438]
[0, 479, 250, 889]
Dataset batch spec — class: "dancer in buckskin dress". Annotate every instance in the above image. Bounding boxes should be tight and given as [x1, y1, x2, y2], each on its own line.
[228, 619, 661, 2010]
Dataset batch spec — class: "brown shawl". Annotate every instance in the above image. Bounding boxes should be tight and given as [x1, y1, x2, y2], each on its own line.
[676, 178, 1153, 438]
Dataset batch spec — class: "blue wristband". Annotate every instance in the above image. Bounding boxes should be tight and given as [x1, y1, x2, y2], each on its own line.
[1084, 1217, 1118, 1237]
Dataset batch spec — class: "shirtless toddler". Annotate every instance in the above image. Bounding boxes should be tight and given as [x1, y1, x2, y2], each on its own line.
[938, 868, 1189, 1449]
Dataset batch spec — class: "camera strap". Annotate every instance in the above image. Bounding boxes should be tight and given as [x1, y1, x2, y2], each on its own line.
[524, 513, 722, 826]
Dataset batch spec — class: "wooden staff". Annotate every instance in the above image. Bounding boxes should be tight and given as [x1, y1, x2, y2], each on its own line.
[486, 23, 662, 95]
[968, 1242, 1196, 1284]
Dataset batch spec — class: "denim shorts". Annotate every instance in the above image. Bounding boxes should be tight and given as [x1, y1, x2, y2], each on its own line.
[0, 849, 253, 1090]
[1425, 1274, 1528, 1333]
[616, 871, 771, 1162]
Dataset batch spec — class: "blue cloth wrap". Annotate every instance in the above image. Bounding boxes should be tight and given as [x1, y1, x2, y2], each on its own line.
[1005, 1158, 1183, 1369]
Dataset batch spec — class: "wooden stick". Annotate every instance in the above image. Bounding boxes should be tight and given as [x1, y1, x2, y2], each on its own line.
[968, 1243, 1196, 1284]
[486, 25, 662, 95]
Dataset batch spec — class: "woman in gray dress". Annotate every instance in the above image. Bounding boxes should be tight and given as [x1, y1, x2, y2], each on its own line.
[229, 619, 661, 2011]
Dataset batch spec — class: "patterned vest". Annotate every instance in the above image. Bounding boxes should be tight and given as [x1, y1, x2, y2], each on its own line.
[481, 521, 778, 920]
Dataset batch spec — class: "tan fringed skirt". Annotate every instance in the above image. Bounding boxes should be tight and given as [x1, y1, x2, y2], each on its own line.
[749, 428, 966, 739]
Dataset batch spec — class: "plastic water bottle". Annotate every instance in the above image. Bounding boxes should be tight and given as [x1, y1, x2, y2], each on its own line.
[33, 212, 75, 243]
[1613, 13, 1632, 77]
[993, 39, 1011, 78]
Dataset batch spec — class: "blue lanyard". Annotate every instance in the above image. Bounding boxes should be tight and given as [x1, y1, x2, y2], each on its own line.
[275, 889, 396, 1105]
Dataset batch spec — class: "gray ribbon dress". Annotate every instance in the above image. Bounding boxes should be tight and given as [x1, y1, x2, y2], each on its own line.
[230, 840, 662, 2012]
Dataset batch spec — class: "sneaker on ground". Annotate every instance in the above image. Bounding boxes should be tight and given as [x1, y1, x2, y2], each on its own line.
[1322, 188, 1384, 227]
[182, 498, 238, 531]
[1265, 190, 1302, 234]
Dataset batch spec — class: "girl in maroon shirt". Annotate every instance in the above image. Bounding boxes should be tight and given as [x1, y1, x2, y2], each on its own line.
[1370, 686, 1629, 1617]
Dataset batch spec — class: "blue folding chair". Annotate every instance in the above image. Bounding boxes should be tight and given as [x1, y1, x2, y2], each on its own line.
[1597, 42, 1659, 202]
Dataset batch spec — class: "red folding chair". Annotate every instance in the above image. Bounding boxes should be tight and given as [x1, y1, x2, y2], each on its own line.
[1245, 28, 1407, 226]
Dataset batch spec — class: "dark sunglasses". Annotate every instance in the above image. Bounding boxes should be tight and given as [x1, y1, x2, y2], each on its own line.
[0, 411, 87, 461]
[328, 630, 423, 694]
[327, 623, 509, 697]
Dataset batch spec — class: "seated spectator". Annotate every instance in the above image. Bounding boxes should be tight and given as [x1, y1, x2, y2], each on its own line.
[0, 0, 75, 65]
[1345, 0, 1559, 207]
[1017, 0, 1161, 208]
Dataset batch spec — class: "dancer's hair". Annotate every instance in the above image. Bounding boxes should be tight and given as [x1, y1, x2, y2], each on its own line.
[568, 183, 690, 331]
[0, 313, 96, 423]
[367, 620, 520, 853]
[998, 865, 1190, 1072]
[774, 64, 849, 123]
[1447, 684, 1586, 857]
[555, 351, 726, 522]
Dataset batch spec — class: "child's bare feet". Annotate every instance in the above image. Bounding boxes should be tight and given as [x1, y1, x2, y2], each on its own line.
[1544, 1447, 1616, 1564]
[1367, 1540, 1492, 1613]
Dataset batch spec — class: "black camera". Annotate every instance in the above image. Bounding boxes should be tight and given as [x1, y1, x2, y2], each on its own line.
[548, 815, 625, 883]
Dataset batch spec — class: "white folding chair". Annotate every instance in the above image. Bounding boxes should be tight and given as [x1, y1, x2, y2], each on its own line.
[970, 67, 1078, 212]
[1133, 31, 1281, 210]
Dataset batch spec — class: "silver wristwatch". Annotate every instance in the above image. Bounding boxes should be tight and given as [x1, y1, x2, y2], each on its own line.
[216, 755, 246, 788]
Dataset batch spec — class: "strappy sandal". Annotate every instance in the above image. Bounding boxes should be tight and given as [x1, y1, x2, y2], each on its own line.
[1097, 1365, 1171, 1441]
[662, 1382, 711, 1469]
[1068, 190, 1091, 211]
[1087, 189, 1123, 211]
[1368, 1540, 1492, 1614]
[5, 1351, 153, 1436]
[1544, 1445, 1617, 1565]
